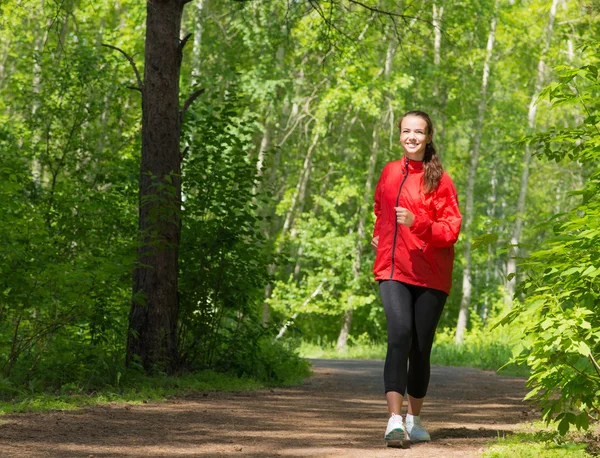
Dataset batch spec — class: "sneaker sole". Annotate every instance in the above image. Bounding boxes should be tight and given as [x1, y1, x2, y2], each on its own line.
[385, 429, 406, 448]
[406, 432, 431, 443]
[385, 439, 407, 448]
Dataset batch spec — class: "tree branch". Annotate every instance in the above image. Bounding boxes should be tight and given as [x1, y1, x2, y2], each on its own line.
[180, 146, 189, 162]
[346, 0, 435, 31]
[275, 281, 326, 340]
[180, 32, 193, 51]
[180, 88, 206, 121]
[102, 43, 144, 92]
[590, 353, 600, 381]
[347, 0, 412, 19]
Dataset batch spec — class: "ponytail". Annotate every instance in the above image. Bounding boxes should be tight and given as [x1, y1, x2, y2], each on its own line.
[423, 142, 443, 194]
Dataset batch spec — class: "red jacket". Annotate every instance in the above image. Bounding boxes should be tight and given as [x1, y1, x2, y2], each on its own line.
[373, 157, 462, 294]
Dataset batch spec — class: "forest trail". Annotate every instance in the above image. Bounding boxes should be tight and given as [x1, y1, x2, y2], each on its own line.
[0, 359, 537, 457]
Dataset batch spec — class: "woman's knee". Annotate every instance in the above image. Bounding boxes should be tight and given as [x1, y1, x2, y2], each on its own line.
[388, 325, 412, 347]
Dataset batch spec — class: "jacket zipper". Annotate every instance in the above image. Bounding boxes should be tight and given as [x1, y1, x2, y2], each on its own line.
[390, 157, 410, 279]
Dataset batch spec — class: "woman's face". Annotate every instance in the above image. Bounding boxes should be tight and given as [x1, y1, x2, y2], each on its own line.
[399, 115, 431, 161]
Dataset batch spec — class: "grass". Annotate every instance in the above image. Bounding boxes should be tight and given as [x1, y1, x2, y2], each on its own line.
[483, 423, 600, 457]
[0, 368, 310, 415]
[430, 327, 529, 376]
[299, 340, 386, 360]
[298, 326, 529, 377]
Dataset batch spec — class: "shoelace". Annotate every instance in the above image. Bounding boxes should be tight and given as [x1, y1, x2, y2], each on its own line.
[389, 414, 404, 427]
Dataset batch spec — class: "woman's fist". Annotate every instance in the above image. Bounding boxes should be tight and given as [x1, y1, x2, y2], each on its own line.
[395, 206, 414, 227]
[371, 235, 379, 251]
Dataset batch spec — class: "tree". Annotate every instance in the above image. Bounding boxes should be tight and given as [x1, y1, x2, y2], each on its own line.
[505, 0, 560, 304]
[126, 0, 199, 372]
[125, 0, 410, 371]
[455, 0, 499, 344]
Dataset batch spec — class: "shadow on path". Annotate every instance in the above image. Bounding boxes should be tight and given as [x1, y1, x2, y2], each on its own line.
[0, 359, 535, 457]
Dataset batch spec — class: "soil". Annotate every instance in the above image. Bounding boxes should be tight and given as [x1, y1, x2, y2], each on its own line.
[0, 359, 538, 457]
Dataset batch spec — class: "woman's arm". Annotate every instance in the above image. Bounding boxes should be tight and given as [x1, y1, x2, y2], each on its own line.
[409, 174, 462, 247]
[372, 164, 388, 240]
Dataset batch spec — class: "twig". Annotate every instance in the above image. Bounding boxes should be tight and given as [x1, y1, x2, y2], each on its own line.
[590, 353, 600, 380]
[102, 43, 144, 92]
[565, 361, 600, 385]
[180, 146, 189, 162]
[180, 88, 206, 121]
[276, 281, 326, 340]
[347, 0, 425, 22]
[180, 32, 193, 51]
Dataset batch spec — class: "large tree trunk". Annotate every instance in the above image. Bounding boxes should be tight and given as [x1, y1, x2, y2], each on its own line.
[127, 0, 187, 373]
[505, 0, 559, 304]
[455, 3, 498, 344]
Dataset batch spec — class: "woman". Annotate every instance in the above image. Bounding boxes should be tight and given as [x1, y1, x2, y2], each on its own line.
[371, 110, 462, 446]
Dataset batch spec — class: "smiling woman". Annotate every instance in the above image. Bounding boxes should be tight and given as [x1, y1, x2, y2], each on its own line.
[371, 110, 462, 447]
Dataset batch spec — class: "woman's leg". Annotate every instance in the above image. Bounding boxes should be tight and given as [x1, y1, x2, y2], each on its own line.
[379, 280, 414, 415]
[406, 286, 447, 413]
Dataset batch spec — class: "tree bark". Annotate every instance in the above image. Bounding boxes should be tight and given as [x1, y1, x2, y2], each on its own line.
[455, 3, 498, 344]
[127, 0, 187, 373]
[432, 3, 446, 158]
[505, 0, 559, 304]
[191, 0, 205, 86]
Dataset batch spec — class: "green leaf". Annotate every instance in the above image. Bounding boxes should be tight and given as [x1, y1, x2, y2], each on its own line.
[576, 342, 591, 357]
[471, 233, 499, 250]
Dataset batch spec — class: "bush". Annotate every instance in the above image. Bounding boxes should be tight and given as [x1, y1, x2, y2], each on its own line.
[499, 59, 600, 434]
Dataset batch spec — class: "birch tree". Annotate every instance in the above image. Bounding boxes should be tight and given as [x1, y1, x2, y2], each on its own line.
[336, 36, 395, 351]
[505, 0, 560, 304]
[455, 0, 498, 344]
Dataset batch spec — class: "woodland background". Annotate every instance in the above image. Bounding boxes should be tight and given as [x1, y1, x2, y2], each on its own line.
[0, 0, 598, 434]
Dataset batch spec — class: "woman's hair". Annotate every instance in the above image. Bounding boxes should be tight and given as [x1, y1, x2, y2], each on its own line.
[398, 110, 444, 194]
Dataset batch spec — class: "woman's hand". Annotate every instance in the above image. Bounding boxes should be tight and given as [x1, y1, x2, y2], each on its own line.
[395, 206, 414, 227]
[371, 235, 379, 251]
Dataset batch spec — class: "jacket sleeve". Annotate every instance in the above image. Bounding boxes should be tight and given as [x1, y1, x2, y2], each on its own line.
[372, 164, 388, 238]
[410, 174, 462, 247]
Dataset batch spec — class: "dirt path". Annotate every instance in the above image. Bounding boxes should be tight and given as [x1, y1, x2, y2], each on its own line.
[0, 359, 537, 457]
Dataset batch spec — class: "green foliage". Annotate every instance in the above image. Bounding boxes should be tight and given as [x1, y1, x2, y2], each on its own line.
[178, 90, 280, 377]
[298, 317, 528, 376]
[0, 0, 597, 408]
[0, 370, 270, 414]
[0, 2, 139, 389]
[498, 51, 600, 434]
[269, 176, 379, 341]
[431, 326, 528, 376]
[0, 0, 313, 393]
[298, 336, 387, 360]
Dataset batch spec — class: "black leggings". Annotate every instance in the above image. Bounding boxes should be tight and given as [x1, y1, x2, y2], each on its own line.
[380, 280, 447, 398]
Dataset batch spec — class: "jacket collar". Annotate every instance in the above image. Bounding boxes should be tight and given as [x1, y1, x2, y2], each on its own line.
[403, 156, 424, 172]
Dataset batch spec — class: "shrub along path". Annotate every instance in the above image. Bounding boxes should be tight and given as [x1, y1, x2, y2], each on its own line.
[0, 359, 537, 457]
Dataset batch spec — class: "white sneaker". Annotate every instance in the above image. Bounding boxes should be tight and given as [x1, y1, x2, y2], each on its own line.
[384, 413, 406, 446]
[405, 416, 431, 442]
